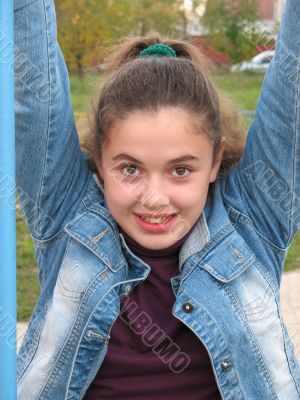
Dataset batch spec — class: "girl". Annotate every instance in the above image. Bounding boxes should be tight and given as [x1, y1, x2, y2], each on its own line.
[15, 0, 300, 399]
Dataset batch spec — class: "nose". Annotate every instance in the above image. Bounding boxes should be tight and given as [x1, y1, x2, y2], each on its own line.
[137, 176, 170, 212]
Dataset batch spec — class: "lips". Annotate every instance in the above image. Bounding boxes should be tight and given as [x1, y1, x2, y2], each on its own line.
[133, 213, 178, 233]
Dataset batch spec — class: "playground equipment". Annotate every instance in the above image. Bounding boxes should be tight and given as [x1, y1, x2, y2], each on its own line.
[0, 1, 17, 398]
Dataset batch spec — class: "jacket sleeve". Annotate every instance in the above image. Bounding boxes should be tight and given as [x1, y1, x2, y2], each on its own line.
[223, 0, 300, 249]
[14, 0, 90, 240]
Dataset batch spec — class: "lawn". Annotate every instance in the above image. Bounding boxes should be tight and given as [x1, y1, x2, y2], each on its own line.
[17, 70, 300, 321]
[213, 70, 265, 110]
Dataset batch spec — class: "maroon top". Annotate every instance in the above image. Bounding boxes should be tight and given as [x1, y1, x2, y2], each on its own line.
[84, 228, 221, 400]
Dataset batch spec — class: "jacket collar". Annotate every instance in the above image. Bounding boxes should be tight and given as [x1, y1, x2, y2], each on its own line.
[180, 174, 255, 282]
[85, 173, 254, 283]
[179, 212, 210, 270]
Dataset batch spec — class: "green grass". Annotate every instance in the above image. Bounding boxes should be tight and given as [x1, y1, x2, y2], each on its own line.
[213, 70, 265, 110]
[285, 234, 300, 272]
[70, 73, 102, 114]
[17, 209, 40, 320]
[17, 71, 300, 321]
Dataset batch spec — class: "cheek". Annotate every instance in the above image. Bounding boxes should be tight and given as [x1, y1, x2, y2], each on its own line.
[175, 175, 210, 202]
[104, 178, 138, 210]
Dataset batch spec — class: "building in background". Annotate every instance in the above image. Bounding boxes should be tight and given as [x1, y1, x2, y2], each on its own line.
[274, 0, 286, 23]
[260, 0, 286, 24]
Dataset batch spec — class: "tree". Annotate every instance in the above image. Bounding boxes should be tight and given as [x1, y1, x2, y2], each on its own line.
[56, 0, 125, 76]
[126, 0, 183, 36]
[56, 0, 186, 76]
[202, 0, 259, 63]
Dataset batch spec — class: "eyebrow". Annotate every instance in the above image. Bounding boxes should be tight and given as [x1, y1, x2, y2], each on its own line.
[112, 153, 200, 165]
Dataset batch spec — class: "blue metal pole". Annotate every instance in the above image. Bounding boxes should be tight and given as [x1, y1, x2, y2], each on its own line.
[0, 0, 16, 398]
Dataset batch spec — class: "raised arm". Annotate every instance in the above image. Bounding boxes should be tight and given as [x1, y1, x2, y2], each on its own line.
[14, 0, 90, 240]
[223, 0, 300, 250]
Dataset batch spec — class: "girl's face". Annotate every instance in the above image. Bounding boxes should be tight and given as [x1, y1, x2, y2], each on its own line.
[97, 107, 224, 250]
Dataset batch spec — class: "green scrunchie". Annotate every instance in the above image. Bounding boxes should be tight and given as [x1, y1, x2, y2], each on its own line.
[139, 44, 177, 58]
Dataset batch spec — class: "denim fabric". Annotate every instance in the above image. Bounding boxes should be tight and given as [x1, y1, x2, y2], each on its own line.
[14, 0, 300, 399]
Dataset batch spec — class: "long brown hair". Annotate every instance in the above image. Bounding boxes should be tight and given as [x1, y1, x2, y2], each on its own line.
[81, 35, 246, 173]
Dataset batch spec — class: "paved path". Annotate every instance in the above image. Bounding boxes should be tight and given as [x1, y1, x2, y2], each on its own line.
[279, 269, 300, 360]
[17, 269, 300, 361]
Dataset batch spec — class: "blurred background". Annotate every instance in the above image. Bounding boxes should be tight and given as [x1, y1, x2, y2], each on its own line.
[55, 0, 284, 76]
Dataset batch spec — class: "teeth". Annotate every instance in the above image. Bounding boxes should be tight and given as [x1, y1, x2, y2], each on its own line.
[141, 215, 173, 224]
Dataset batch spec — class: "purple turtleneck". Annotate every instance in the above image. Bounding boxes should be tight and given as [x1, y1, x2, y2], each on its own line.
[84, 227, 221, 400]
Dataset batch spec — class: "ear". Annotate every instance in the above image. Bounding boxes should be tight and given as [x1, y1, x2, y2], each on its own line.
[209, 137, 226, 183]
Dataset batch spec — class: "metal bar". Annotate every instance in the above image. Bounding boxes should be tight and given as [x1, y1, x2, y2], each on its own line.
[0, 0, 16, 398]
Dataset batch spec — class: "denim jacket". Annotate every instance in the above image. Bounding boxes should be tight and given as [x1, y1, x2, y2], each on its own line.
[15, 0, 300, 399]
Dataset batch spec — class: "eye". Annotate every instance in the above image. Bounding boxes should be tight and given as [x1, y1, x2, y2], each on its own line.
[121, 165, 140, 177]
[171, 167, 191, 177]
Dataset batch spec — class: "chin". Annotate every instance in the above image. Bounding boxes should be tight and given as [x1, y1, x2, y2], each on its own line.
[140, 236, 178, 250]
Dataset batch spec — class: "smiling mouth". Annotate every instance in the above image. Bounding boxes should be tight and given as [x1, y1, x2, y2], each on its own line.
[133, 213, 178, 233]
[138, 214, 176, 224]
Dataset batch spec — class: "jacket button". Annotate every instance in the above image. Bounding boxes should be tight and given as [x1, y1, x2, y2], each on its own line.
[221, 361, 232, 372]
[182, 302, 194, 313]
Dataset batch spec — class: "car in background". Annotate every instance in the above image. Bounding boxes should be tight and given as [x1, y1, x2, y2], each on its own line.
[230, 50, 275, 73]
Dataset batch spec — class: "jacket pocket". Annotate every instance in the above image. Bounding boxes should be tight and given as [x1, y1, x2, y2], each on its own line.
[58, 211, 126, 298]
[199, 229, 256, 283]
[57, 237, 109, 299]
